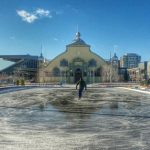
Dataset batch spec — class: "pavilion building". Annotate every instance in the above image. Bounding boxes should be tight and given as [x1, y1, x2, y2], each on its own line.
[38, 32, 111, 84]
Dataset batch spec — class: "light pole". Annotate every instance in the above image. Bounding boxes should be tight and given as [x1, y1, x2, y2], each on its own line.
[110, 52, 112, 83]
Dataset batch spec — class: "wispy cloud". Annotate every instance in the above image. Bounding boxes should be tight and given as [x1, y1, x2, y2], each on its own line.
[55, 10, 63, 15]
[113, 45, 119, 52]
[17, 10, 38, 23]
[65, 4, 79, 14]
[35, 8, 51, 18]
[54, 38, 58, 41]
[17, 8, 59, 23]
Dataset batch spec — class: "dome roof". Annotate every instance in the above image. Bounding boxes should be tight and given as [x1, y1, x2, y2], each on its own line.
[112, 53, 118, 61]
[67, 32, 90, 47]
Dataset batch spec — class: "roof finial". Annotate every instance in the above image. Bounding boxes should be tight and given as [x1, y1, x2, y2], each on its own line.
[75, 32, 81, 39]
[40, 44, 43, 57]
[77, 24, 79, 32]
[75, 24, 81, 39]
[113, 45, 119, 56]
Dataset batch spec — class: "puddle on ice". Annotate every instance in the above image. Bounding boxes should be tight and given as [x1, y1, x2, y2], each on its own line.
[0, 88, 150, 149]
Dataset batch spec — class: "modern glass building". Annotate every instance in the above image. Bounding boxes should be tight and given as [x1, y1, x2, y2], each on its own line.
[0, 54, 44, 83]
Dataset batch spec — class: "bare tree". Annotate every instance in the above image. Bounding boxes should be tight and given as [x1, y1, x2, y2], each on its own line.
[101, 65, 119, 82]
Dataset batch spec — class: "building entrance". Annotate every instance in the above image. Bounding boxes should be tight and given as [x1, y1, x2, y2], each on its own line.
[74, 68, 82, 83]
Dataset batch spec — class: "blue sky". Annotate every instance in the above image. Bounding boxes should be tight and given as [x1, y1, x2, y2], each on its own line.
[0, 0, 150, 69]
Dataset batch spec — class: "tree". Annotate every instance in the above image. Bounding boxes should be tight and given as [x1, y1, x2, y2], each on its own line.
[21, 79, 25, 86]
[16, 80, 20, 86]
[101, 65, 119, 82]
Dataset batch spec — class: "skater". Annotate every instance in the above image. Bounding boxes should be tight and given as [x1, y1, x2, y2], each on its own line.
[76, 77, 87, 99]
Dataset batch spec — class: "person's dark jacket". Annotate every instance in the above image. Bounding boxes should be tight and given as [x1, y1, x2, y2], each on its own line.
[76, 79, 87, 90]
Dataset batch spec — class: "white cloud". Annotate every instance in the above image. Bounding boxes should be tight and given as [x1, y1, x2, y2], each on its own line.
[35, 8, 51, 17]
[17, 8, 55, 23]
[17, 10, 38, 23]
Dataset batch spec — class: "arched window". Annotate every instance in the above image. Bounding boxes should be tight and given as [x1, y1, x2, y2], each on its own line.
[60, 59, 68, 67]
[52, 67, 60, 76]
[88, 59, 97, 67]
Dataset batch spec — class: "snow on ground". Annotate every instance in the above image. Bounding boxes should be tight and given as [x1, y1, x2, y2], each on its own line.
[118, 86, 150, 95]
[0, 87, 150, 149]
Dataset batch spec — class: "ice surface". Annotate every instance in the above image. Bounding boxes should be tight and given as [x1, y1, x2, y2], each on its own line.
[0, 87, 150, 149]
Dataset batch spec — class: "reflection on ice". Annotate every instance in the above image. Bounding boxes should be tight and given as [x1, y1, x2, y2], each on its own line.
[0, 88, 150, 149]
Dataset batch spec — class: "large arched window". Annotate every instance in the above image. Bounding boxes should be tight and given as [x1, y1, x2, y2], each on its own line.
[60, 59, 68, 67]
[52, 67, 60, 76]
[88, 59, 97, 67]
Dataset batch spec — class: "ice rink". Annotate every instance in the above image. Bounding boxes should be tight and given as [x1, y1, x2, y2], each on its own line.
[0, 87, 150, 150]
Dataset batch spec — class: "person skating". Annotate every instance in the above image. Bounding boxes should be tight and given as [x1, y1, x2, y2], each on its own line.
[76, 77, 87, 99]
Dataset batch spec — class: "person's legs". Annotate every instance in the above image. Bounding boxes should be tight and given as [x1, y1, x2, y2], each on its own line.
[78, 88, 83, 99]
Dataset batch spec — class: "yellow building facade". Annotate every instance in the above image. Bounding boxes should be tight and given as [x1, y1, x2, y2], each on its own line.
[38, 32, 109, 83]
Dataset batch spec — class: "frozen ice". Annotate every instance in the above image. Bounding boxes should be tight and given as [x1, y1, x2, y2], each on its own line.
[0, 87, 150, 149]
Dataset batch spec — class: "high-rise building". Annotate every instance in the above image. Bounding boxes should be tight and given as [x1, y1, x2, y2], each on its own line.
[120, 53, 141, 69]
[147, 61, 150, 79]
